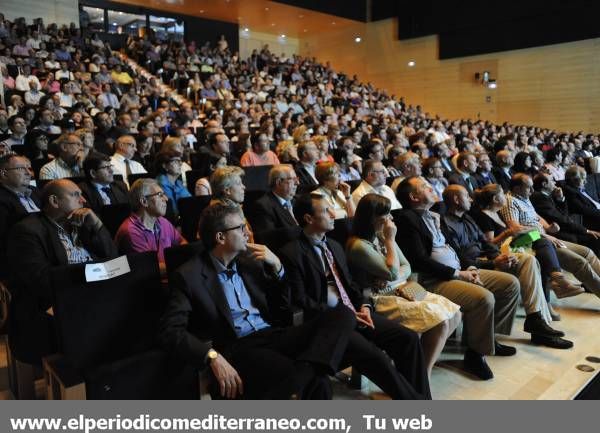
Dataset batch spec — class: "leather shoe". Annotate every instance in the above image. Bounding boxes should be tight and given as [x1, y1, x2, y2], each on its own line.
[524, 313, 565, 337]
[494, 341, 517, 356]
[464, 349, 494, 380]
[531, 334, 574, 349]
[550, 272, 584, 299]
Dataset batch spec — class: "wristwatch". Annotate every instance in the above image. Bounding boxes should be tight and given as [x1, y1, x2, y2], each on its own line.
[206, 348, 218, 365]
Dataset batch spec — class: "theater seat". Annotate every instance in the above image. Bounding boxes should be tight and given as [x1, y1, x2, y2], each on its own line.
[44, 252, 198, 399]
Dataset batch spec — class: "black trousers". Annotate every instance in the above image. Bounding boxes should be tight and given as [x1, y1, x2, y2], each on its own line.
[340, 312, 432, 400]
[224, 304, 356, 399]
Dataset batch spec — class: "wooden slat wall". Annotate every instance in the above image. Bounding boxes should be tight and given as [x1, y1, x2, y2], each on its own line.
[300, 18, 600, 133]
[2, 0, 79, 26]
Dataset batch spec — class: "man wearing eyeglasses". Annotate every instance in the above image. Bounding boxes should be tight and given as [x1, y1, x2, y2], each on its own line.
[0, 154, 41, 278]
[115, 178, 186, 277]
[39, 133, 85, 180]
[159, 201, 355, 399]
[78, 154, 129, 213]
[110, 135, 147, 187]
[351, 160, 402, 210]
[7, 179, 117, 364]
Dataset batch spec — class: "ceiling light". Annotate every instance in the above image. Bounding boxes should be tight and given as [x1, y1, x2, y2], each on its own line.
[354, 37, 361, 43]
[265, 7, 269, 11]
[408, 60, 416, 67]
[244, 27, 249, 32]
[280, 34, 286, 38]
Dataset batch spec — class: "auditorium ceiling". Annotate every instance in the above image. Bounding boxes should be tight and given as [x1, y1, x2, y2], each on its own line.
[112, 0, 361, 37]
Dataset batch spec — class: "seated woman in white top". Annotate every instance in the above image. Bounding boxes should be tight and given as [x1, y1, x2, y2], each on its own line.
[346, 193, 461, 379]
[195, 154, 227, 196]
[311, 161, 355, 219]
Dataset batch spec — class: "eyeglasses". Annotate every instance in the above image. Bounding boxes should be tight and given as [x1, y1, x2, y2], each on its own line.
[168, 159, 182, 164]
[220, 223, 247, 233]
[5, 166, 32, 172]
[97, 164, 113, 170]
[145, 191, 167, 199]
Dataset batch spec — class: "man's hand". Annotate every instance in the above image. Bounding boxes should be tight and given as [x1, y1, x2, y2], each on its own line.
[356, 305, 374, 329]
[210, 354, 243, 399]
[553, 187, 565, 201]
[546, 222, 561, 234]
[493, 253, 518, 271]
[587, 230, 600, 239]
[68, 208, 101, 229]
[508, 224, 531, 237]
[246, 243, 282, 272]
[544, 234, 566, 249]
[458, 269, 481, 285]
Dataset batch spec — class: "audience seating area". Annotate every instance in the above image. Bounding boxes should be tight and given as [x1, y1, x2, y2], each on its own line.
[1, 12, 600, 400]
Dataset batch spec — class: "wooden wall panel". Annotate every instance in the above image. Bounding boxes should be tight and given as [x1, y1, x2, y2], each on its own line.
[300, 18, 600, 133]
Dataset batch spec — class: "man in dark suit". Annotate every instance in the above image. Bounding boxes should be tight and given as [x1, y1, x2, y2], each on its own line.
[531, 172, 600, 252]
[564, 166, 600, 231]
[280, 194, 431, 399]
[250, 164, 300, 236]
[395, 176, 519, 380]
[7, 179, 117, 364]
[448, 152, 478, 194]
[158, 202, 355, 399]
[474, 152, 497, 188]
[0, 154, 42, 278]
[79, 154, 129, 213]
[492, 150, 514, 192]
[294, 141, 319, 193]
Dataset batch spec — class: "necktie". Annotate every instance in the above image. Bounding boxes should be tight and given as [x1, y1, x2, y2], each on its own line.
[466, 176, 475, 192]
[283, 201, 298, 224]
[317, 241, 356, 312]
[101, 186, 115, 205]
[124, 159, 132, 180]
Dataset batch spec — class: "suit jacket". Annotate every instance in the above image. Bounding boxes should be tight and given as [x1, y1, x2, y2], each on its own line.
[158, 250, 283, 365]
[0, 185, 41, 276]
[394, 209, 457, 281]
[585, 173, 600, 202]
[492, 167, 513, 192]
[564, 184, 600, 230]
[7, 213, 117, 363]
[280, 232, 366, 319]
[474, 171, 497, 189]
[250, 191, 298, 234]
[447, 172, 477, 194]
[79, 180, 129, 213]
[530, 191, 587, 236]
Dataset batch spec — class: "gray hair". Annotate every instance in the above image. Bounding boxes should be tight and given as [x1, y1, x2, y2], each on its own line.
[210, 166, 244, 198]
[268, 164, 294, 188]
[129, 178, 158, 211]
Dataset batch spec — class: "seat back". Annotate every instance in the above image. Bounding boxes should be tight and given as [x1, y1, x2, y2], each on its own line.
[328, 218, 353, 248]
[177, 196, 212, 241]
[98, 203, 132, 237]
[127, 172, 153, 186]
[164, 241, 205, 284]
[50, 252, 164, 370]
[184, 169, 205, 195]
[243, 165, 272, 191]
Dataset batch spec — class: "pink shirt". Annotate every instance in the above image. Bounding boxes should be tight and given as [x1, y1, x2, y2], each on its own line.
[240, 150, 280, 167]
[114, 214, 183, 262]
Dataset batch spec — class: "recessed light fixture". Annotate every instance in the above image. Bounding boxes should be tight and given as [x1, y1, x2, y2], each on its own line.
[299, 15, 304, 18]
[271, 23, 276, 26]
[488, 81, 497, 89]
[280, 34, 286, 38]
[332, 21, 336, 25]
[199, 10, 204, 13]
[265, 7, 269, 11]
[354, 37, 361, 43]
[244, 27, 249, 32]
[408, 60, 416, 67]
[303, 29, 308, 32]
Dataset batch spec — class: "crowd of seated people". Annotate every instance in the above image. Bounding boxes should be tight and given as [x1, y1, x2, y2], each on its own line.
[2, 12, 600, 399]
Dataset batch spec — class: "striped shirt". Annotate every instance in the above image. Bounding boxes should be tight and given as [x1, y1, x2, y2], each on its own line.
[39, 158, 82, 180]
[499, 193, 544, 232]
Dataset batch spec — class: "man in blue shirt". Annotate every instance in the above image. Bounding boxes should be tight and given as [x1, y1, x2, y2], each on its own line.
[159, 201, 355, 399]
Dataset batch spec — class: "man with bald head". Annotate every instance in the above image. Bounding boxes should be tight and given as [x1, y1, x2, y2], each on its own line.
[111, 134, 147, 187]
[7, 179, 117, 364]
[492, 150, 514, 192]
[448, 152, 478, 194]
